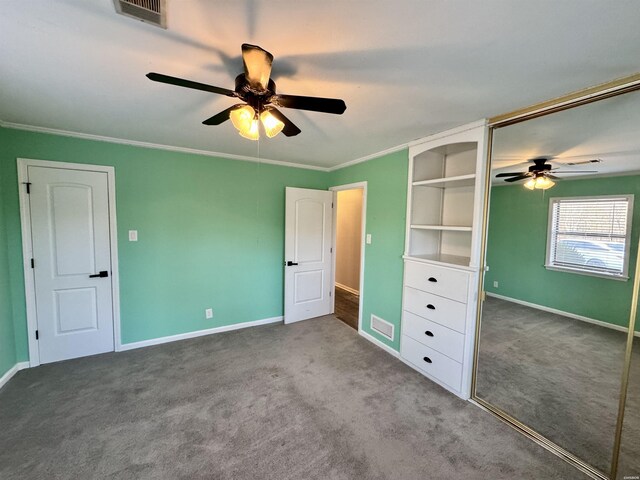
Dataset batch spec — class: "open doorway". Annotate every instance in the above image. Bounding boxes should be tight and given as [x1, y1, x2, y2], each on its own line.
[331, 183, 366, 331]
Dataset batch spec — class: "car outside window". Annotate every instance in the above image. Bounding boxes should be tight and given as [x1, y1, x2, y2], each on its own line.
[546, 195, 634, 279]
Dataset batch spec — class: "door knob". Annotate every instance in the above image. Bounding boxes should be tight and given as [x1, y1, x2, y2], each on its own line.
[89, 271, 109, 278]
[286, 261, 299, 266]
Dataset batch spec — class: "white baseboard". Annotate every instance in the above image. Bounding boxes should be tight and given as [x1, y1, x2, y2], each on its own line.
[359, 329, 400, 358]
[119, 316, 283, 351]
[486, 292, 640, 337]
[335, 282, 359, 296]
[0, 361, 30, 391]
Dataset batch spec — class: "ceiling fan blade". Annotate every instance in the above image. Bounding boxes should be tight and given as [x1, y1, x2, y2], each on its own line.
[547, 174, 561, 180]
[566, 159, 602, 166]
[504, 173, 532, 183]
[495, 172, 527, 177]
[272, 94, 347, 114]
[147, 73, 237, 97]
[268, 108, 301, 137]
[553, 170, 599, 174]
[242, 44, 273, 91]
[202, 104, 244, 126]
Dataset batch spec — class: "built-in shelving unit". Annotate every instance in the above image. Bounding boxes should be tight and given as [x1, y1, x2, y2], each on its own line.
[404, 121, 488, 270]
[400, 120, 488, 400]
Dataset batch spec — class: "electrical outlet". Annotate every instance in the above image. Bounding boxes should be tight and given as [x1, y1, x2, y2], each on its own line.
[493, 281, 499, 288]
[128, 230, 138, 242]
[205, 308, 213, 319]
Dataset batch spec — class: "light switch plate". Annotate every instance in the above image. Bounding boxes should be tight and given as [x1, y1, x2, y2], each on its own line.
[205, 308, 213, 319]
[128, 230, 138, 242]
[366, 234, 372, 244]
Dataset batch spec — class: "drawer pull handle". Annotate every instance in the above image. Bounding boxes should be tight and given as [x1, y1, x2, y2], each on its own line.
[428, 277, 438, 283]
[423, 356, 432, 364]
[426, 304, 435, 310]
[425, 331, 434, 337]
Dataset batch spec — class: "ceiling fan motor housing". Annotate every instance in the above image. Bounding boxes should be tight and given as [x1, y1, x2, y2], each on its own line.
[234, 74, 276, 114]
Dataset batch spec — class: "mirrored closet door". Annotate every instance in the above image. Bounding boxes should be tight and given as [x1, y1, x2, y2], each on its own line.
[472, 80, 640, 479]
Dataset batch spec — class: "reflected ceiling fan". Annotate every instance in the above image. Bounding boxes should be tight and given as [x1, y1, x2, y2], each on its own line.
[147, 44, 347, 140]
[495, 157, 599, 190]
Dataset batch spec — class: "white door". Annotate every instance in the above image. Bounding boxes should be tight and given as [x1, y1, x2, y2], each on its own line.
[28, 166, 115, 363]
[284, 187, 334, 324]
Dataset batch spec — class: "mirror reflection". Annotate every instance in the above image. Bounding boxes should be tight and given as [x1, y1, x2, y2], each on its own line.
[475, 88, 640, 475]
[617, 320, 639, 479]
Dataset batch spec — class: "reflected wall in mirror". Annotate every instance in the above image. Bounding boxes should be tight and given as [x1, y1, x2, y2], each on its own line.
[475, 87, 640, 477]
[617, 316, 639, 479]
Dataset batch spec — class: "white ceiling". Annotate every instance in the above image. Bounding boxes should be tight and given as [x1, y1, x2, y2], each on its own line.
[1, 1, 640, 170]
[492, 87, 640, 183]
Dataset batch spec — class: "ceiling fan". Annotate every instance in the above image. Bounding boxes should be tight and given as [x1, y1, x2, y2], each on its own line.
[495, 157, 599, 190]
[146, 44, 347, 140]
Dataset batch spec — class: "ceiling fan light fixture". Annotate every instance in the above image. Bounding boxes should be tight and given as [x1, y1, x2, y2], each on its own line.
[260, 109, 285, 138]
[524, 175, 555, 190]
[535, 176, 555, 190]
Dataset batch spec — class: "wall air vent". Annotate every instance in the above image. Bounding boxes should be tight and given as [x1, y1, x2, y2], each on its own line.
[370, 315, 394, 341]
[114, 0, 167, 28]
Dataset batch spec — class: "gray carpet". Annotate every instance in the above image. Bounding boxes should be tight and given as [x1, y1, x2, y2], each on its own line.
[476, 296, 640, 476]
[0, 315, 586, 480]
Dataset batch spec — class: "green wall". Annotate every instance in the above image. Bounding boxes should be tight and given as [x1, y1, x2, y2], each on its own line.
[485, 175, 640, 330]
[0, 126, 410, 376]
[328, 150, 408, 351]
[0, 127, 328, 365]
[0, 175, 17, 376]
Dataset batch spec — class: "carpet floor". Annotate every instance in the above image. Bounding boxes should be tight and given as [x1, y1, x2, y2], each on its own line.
[476, 296, 640, 477]
[0, 315, 587, 480]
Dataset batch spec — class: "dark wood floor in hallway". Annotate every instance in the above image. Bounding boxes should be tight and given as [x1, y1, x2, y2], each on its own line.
[334, 286, 359, 330]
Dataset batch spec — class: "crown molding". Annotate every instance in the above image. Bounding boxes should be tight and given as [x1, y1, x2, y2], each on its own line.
[327, 142, 409, 172]
[0, 119, 415, 173]
[0, 120, 330, 172]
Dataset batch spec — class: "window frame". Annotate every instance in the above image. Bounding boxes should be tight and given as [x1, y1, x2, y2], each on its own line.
[544, 194, 634, 281]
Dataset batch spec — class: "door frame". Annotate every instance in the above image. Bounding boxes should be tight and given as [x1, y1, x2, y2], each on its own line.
[329, 181, 367, 333]
[17, 158, 122, 367]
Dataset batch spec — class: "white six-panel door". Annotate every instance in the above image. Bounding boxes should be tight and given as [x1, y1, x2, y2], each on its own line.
[284, 187, 334, 324]
[28, 166, 115, 363]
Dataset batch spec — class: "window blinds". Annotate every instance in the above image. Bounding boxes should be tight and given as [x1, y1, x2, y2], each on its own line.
[549, 197, 631, 276]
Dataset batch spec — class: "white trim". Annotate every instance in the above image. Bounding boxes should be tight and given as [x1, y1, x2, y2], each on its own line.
[408, 119, 488, 148]
[327, 143, 408, 172]
[358, 330, 400, 358]
[486, 292, 640, 337]
[1, 121, 328, 172]
[119, 316, 283, 351]
[0, 362, 30, 391]
[545, 194, 634, 281]
[17, 158, 122, 366]
[0, 119, 421, 173]
[335, 282, 359, 295]
[329, 182, 368, 334]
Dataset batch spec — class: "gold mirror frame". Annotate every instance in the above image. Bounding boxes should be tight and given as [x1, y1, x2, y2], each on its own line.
[471, 72, 640, 480]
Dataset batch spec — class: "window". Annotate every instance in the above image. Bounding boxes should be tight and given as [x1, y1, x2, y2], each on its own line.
[546, 195, 634, 279]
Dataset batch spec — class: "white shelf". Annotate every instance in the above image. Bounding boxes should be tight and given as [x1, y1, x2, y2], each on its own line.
[403, 253, 474, 269]
[412, 174, 476, 188]
[410, 225, 472, 232]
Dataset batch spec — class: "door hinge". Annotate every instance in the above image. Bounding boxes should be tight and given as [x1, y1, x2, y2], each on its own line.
[330, 247, 333, 253]
[332, 202, 334, 208]
[329, 290, 332, 297]
[30, 258, 34, 269]
[23, 182, 31, 194]
[35, 330, 39, 340]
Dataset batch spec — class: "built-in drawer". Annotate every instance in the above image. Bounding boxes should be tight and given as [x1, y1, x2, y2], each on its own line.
[404, 261, 469, 303]
[401, 335, 462, 391]
[403, 287, 466, 333]
[402, 311, 465, 362]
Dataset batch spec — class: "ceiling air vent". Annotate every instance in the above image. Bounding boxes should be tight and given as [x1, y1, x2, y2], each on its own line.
[114, 0, 167, 28]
